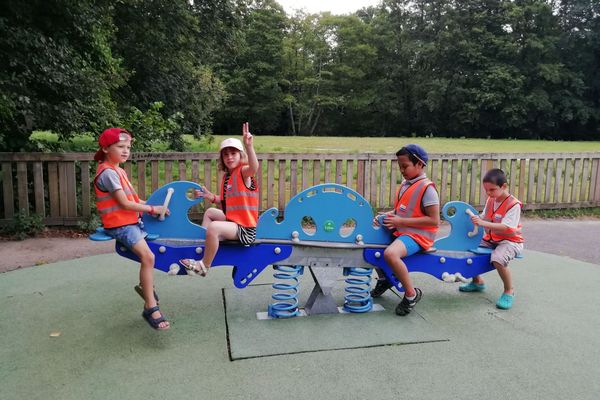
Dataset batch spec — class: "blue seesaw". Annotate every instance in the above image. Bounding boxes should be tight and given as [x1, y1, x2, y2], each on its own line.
[91, 181, 496, 318]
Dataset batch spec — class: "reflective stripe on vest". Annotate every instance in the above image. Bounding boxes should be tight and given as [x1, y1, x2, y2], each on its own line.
[94, 163, 140, 229]
[393, 177, 438, 249]
[482, 195, 524, 243]
[222, 166, 259, 227]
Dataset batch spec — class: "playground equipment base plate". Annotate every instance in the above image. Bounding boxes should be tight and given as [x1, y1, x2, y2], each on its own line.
[224, 282, 448, 360]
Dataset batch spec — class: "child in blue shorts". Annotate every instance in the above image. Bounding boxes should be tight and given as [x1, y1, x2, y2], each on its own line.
[372, 144, 440, 316]
[94, 128, 170, 330]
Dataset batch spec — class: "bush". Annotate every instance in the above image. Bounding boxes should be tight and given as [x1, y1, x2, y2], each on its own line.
[1, 209, 45, 240]
[76, 214, 101, 233]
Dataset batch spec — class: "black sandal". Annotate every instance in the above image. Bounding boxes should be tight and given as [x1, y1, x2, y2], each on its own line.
[142, 306, 169, 330]
[370, 279, 393, 298]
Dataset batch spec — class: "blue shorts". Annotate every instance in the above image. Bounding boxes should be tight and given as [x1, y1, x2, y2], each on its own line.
[395, 235, 422, 256]
[104, 223, 147, 250]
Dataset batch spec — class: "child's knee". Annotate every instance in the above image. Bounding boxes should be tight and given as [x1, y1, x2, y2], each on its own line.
[206, 225, 219, 239]
[384, 246, 401, 262]
[139, 248, 155, 265]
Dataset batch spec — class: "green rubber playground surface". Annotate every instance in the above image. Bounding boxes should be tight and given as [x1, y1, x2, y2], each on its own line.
[225, 282, 446, 360]
[1, 251, 600, 400]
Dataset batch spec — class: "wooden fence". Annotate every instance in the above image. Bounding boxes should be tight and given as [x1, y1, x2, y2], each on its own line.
[1, 152, 600, 226]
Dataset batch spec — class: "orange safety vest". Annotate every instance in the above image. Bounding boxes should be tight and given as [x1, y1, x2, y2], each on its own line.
[221, 165, 259, 228]
[482, 195, 524, 243]
[94, 163, 140, 229]
[393, 177, 438, 250]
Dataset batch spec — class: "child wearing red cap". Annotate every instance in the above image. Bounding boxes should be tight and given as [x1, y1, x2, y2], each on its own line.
[94, 128, 170, 330]
[179, 122, 259, 276]
[372, 144, 440, 316]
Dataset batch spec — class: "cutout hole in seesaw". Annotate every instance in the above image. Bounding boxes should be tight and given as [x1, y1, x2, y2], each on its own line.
[340, 218, 357, 238]
[446, 206, 457, 217]
[186, 187, 197, 201]
[322, 187, 343, 194]
[301, 216, 316, 236]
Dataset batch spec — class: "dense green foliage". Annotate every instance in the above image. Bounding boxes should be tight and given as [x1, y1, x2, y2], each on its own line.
[0, 209, 44, 240]
[0, 0, 123, 151]
[1, 0, 599, 152]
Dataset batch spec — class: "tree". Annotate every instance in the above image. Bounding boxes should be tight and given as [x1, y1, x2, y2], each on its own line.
[112, 0, 227, 146]
[214, 0, 287, 134]
[281, 11, 338, 135]
[555, 0, 599, 139]
[0, 0, 124, 151]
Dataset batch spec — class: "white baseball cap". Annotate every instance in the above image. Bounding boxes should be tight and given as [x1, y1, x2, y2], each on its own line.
[219, 138, 244, 152]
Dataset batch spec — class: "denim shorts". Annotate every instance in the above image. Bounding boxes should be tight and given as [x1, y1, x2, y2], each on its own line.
[395, 235, 422, 257]
[104, 223, 147, 250]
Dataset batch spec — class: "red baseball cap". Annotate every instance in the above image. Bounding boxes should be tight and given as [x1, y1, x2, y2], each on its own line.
[94, 128, 133, 161]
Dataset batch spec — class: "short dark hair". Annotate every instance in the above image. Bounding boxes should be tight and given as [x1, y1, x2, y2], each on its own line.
[396, 147, 422, 166]
[483, 168, 507, 186]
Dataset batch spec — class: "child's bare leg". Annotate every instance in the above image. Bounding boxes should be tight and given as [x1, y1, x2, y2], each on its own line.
[494, 261, 513, 294]
[471, 275, 485, 284]
[383, 240, 416, 296]
[202, 221, 238, 268]
[132, 239, 169, 329]
[202, 207, 226, 227]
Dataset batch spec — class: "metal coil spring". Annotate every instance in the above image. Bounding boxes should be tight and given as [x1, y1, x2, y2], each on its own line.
[267, 265, 304, 318]
[343, 267, 373, 313]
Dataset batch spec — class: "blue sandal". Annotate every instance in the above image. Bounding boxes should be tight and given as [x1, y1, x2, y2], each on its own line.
[142, 306, 169, 330]
[496, 293, 514, 310]
[459, 281, 486, 292]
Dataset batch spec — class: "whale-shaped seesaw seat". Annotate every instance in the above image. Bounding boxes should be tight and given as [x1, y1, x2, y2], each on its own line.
[90, 181, 507, 290]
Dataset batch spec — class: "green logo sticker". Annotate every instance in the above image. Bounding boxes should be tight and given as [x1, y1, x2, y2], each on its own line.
[323, 220, 335, 232]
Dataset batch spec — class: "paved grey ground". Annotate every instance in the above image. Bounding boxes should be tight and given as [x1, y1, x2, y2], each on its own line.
[521, 218, 600, 264]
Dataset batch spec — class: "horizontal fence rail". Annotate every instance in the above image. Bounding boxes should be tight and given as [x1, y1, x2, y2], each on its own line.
[1, 152, 599, 226]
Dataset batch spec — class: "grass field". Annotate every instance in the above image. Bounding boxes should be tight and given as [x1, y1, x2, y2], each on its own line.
[201, 135, 600, 154]
[30, 131, 600, 154]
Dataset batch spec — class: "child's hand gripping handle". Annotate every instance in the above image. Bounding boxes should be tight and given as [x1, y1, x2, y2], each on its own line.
[465, 209, 479, 238]
[159, 188, 174, 221]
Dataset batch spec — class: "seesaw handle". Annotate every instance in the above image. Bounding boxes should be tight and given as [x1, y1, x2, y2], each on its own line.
[159, 188, 174, 221]
[465, 209, 479, 238]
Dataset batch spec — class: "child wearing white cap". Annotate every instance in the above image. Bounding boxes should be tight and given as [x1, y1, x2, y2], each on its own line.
[179, 122, 259, 276]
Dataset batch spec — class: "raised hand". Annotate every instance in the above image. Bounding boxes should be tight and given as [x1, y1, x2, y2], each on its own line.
[242, 121, 253, 147]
